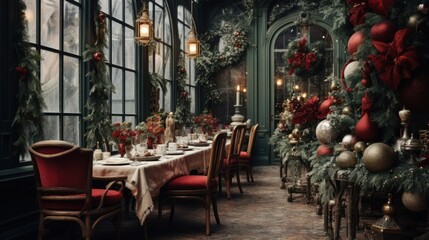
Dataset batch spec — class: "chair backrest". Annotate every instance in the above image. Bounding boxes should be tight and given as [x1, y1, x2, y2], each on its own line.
[29, 140, 94, 208]
[245, 124, 259, 155]
[226, 124, 246, 164]
[206, 132, 227, 187]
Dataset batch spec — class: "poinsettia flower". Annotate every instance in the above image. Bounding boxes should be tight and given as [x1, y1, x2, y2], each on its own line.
[368, 28, 420, 90]
[291, 96, 324, 125]
[347, 0, 394, 26]
[305, 53, 317, 70]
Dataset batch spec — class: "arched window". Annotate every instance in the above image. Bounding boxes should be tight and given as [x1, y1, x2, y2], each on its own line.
[272, 14, 334, 122]
[177, 4, 196, 113]
[149, 0, 173, 112]
[24, 0, 83, 146]
[100, 0, 137, 125]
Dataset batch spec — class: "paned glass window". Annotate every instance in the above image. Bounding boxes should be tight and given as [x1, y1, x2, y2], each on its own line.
[100, 0, 137, 126]
[177, 5, 196, 113]
[24, 0, 82, 150]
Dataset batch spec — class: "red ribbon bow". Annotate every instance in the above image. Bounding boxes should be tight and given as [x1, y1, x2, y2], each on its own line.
[291, 96, 325, 125]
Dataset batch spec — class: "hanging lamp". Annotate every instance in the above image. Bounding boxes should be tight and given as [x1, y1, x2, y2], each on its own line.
[186, 0, 200, 58]
[135, 1, 154, 46]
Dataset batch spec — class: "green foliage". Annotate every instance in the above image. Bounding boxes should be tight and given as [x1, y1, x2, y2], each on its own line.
[174, 56, 192, 129]
[84, 4, 114, 151]
[149, 72, 167, 94]
[12, 0, 46, 157]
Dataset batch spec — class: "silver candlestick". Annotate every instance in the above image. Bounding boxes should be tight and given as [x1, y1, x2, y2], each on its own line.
[230, 104, 245, 128]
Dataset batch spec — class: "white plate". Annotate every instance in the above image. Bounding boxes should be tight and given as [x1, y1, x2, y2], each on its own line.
[100, 158, 133, 165]
[166, 150, 185, 155]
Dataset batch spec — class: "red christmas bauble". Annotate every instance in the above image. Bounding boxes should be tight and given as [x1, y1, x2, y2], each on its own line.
[370, 20, 398, 43]
[316, 144, 334, 156]
[361, 78, 372, 88]
[98, 12, 106, 22]
[355, 112, 379, 143]
[347, 30, 366, 56]
[92, 51, 103, 62]
[319, 97, 334, 115]
[398, 70, 429, 113]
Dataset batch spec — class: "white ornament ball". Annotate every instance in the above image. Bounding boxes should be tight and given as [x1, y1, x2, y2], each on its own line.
[344, 61, 361, 80]
[316, 119, 337, 144]
[342, 134, 357, 149]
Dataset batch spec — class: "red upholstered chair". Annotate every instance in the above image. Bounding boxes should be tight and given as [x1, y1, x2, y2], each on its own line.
[157, 132, 227, 236]
[29, 140, 126, 240]
[239, 124, 259, 183]
[219, 124, 246, 199]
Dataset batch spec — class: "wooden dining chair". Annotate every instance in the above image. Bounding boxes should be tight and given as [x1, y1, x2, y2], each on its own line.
[239, 123, 259, 183]
[219, 124, 246, 199]
[157, 132, 227, 236]
[29, 140, 126, 240]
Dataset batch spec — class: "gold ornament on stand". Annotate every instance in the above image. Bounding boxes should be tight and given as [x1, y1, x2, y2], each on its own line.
[371, 193, 403, 239]
[401, 133, 424, 165]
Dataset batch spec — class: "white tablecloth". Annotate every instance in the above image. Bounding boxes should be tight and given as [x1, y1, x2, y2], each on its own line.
[93, 145, 212, 225]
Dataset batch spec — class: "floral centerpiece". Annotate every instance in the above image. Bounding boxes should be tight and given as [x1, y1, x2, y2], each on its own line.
[111, 121, 136, 157]
[145, 113, 165, 146]
[192, 112, 218, 133]
[283, 38, 325, 78]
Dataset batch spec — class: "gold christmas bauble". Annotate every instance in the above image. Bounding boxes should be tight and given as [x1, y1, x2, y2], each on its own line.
[336, 150, 357, 169]
[342, 106, 353, 117]
[292, 128, 301, 138]
[354, 141, 367, 153]
[362, 143, 395, 172]
[402, 192, 427, 212]
[316, 119, 337, 144]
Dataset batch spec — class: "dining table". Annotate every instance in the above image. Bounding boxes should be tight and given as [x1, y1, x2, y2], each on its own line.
[93, 142, 213, 225]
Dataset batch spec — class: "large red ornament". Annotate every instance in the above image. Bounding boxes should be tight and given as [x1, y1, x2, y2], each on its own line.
[398, 70, 429, 113]
[355, 112, 379, 142]
[319, 97, 335, 116]
[347, 30, 366, 56]
[316, 144, 334, 156]
[370, 20, 398, 43]
[92, 51, 103, 62]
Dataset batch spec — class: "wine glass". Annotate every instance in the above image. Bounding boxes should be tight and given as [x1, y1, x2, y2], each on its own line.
[131, 134, 140, 166]
[137, 133, 148, 155]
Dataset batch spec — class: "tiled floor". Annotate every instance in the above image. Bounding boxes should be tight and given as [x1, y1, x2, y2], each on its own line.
[45, 165, 365, 239]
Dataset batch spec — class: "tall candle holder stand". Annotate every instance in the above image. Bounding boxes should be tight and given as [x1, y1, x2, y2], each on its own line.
[230, 104, 245, 128]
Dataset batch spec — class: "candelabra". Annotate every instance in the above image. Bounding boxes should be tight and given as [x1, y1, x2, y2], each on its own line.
[230, 104, 245, 128]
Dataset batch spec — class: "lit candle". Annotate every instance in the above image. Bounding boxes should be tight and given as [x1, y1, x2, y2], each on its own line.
[236, 85, 240, 105]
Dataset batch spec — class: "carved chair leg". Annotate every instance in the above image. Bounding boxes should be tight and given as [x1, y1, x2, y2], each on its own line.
[236, 169, 243, 194]
[212, 197, 220, 224]
[205, 196, 211, 236]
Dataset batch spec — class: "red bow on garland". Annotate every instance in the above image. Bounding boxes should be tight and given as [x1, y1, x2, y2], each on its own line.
[368, 29, 420, 90]
[291, 96, 325, 125]
[347, 0, 394, 26]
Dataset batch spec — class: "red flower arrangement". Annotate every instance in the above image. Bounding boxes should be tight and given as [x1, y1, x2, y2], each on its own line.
[145, 114, 165, 138]
[112, 121, 136, 145]
[284, 38, 325, 77]
[192, 112, 217, 131]
[291, 96, 325, 125]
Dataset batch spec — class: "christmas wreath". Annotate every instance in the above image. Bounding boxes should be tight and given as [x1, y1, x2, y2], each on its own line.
[283, 38, 326, 78]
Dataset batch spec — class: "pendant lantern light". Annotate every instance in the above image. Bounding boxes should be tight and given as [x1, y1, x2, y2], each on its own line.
[186, 0, 200, 58]
[135, 1, 154, 46]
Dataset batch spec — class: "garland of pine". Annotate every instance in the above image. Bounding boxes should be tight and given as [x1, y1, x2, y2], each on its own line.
[83, 4, 114, 151]
[195, 0, 254, 108]
[174, 55, 192, 129]
[12, 0, 46, 157]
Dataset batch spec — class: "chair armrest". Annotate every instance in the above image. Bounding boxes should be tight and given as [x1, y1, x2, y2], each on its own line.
[94, 176, 127, 209]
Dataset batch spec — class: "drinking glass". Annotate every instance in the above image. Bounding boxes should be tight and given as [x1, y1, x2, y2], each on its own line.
[131, 135, 140, 166]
